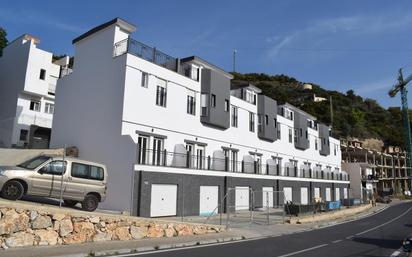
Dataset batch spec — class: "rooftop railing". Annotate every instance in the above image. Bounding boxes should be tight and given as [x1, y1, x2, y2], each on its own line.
[135, 148, 349, 181]
[114, 38, 178, 72]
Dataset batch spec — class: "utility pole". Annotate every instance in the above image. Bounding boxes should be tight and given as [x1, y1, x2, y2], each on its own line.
[233, 50, 237, 73]
[329, 96, 333, 129]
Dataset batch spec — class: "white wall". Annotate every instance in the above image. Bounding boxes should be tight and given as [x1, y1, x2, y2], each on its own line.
[51, 24, 136, 213]
[121, 55, 342, 173]
[0, 35, 60, 147]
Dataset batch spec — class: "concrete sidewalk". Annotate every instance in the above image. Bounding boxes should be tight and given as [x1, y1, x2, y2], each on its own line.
[0, 202, 390, 257]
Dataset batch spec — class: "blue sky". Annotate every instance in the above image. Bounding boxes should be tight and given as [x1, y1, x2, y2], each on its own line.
[2, 0, 412, 108]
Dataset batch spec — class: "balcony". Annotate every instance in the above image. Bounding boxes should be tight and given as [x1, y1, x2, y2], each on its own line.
[114, 38, 178, 73]
[135, 148, 350, 181]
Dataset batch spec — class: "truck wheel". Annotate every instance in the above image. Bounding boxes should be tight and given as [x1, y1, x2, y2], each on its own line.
[64, 200, 78, 207]
[1, 180, 24, 200]
[81, 194, 99, 212]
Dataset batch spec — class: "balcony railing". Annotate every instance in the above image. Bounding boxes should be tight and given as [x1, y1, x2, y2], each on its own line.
[135, 148, 350, 181]
[114, 38, 178, 72]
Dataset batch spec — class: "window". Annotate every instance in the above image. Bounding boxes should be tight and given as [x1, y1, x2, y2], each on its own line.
[334, 145, 337, 155]
[30, 101, 41, 112]
[187, 95, 196, 115]
[274, 119, 277, 128]
[141, 72, 149, 88]
[265, 115, 269, 125]
[244, 89, 256, 104]
[249, 112, 255, 132]
[300, 129, 303, 137]
[19, 129, 28, 141]
[305, 131, 308, 139]
[200, 94, 208, 116]
[294, 129, 298, 143]
[152, 137, 164, 165]
[39, 69, 46, 80]
[137, 135, 149, 164]
[45, 103, 54, 114]
[231, 105, 238, 127]
[40, 161, 66, 175]
[156, 84, 167, 107]
[277, 126, 281, 139]
[211, 94, 216, 107]
[224, 99, 229, 112]
[71, 163, 104, 181]
[288, 128, 292, 143]
[315, 138, 318, 150]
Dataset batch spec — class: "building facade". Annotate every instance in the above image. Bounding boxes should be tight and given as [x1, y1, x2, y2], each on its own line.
[0, 34, 69, 149]
[341, 139, 411, 195]
[51, 18, 350, 217]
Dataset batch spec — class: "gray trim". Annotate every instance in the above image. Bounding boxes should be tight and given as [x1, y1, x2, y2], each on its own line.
[184, 139, 208, 146]
[180, 56, 233, 79]
[135, 130, 167, 139]
[249, 151, 263, 156]
[221, 146, 239, 152]
[72, 18, 136, 44]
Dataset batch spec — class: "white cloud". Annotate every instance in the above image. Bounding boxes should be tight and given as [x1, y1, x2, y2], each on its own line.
[0, 8, 84, 33]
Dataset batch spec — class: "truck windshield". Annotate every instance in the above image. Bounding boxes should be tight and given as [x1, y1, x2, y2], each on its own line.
[17, 156, 51, 170]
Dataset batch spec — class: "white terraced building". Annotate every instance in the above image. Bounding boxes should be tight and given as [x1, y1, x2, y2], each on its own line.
[51, 18, 350, 217]
[0, 34, 70, 149]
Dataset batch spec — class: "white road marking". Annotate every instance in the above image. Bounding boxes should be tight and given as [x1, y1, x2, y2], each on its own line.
[390, 247, 402, 257]
[355, 206, 412, 236]
[346, 235, 355, 240]
[332, 239, 343, 243]
[275, 244, 329, 257]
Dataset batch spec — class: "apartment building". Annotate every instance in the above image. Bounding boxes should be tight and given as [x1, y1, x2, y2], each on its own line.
[341, 139, 411, 195]
[0, 34, 69, 148]
[50, 18, 350, 217]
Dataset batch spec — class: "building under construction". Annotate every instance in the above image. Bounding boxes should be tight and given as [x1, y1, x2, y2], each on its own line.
[341, 139, 411, 196]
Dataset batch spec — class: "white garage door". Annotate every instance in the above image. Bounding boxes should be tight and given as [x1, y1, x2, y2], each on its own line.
[262, 187, 274, 208]
[301, 187, 309, 205]
[335, 188, 340, 201]
[235, 186, 250, 210]
[283, 187, 293, 203]
[199, 186, 219, 216]
[314, 187, 321, 199]
[150, 184, 177, 217]
[344, 188, 348, 199]
[325, 187, 331, 201]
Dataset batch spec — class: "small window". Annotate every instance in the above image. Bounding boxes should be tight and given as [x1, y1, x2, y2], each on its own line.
[224, 99, 229, 112]
[211, 94, 216, 107]
[294, 129, 298, 143]
[19, 129, 28, 141]
[141, 72, 149, 88]
[231, 105, 238, 127]
[249, 112, 255, 132]
[187, 95, 196, 115]
[156, 85, 167, 107]
[315, 139, 318, 150]
[274, 119, 277, 128]
[45, 103, 54, 114]
[39, 69, 46, 80]
[40, 161, 66, 175]
[30, 101, 41, 112]
[277, 126, 281, 139]
[265, 115, 269, 125]
[289, 128, 292, 143]
[90, 166, 104, 180]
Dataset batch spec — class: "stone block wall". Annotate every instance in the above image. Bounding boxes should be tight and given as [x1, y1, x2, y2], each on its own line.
[0, 207, 224, 249]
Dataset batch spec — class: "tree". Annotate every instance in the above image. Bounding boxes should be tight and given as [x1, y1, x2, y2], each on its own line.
[0, 27, 8, 57]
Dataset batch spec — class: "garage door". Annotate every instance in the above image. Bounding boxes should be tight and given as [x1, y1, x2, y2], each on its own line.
[283, 187, 292, 203]
[235, 186, 250, 210]
[150, 184, 177, 217]
[262, 187, 274, 208]
[325, 187, 331, 201]
[199, 186, 219, 216]
[335, 188, 340, 201]
[343, 188, 348, 199]
[301, 187, 309, 205]
[314, 187, 321, 199]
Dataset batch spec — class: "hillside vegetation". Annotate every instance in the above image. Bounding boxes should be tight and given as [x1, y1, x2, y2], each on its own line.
[232, 72, 405, 148]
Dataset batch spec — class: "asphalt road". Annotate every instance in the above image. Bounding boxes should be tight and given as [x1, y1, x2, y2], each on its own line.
[116, 202, 412, 257]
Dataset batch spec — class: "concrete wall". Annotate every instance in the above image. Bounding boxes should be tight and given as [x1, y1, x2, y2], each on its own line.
[294, 112, 309, 150]
[50, 24, 136, 213]
[0, 148, 63, 165]
[319, 123, 330, 156]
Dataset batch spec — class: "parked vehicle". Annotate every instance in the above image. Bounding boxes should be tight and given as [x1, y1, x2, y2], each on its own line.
[0, 155, 107, 211]
[403, 235, 412, 253]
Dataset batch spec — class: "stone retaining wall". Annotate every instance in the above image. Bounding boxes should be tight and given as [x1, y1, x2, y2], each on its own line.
[0, 206, 224, 249]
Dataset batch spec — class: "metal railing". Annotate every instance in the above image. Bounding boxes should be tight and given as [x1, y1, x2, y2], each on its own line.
[135, 148, 350, 181]
[114, 38, 178, 72]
